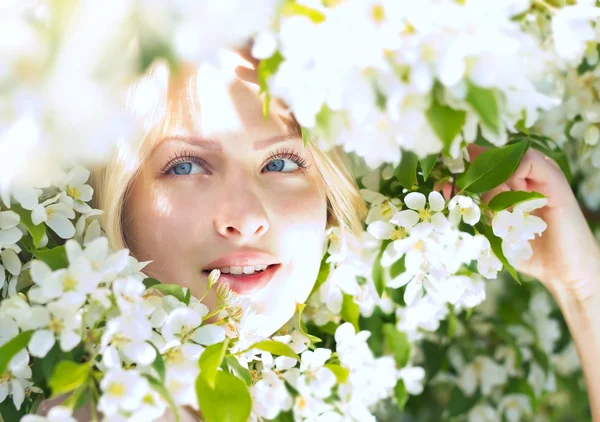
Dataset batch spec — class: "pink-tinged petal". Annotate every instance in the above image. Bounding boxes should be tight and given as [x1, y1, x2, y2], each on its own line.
[367, 221, 394, 240]
[404, 192, 426, 210]
[390, 210, 419, 228]
[428, 191, 446, 212]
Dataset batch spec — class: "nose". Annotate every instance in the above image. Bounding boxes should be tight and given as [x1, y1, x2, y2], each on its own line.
[213, 177, 270, 242]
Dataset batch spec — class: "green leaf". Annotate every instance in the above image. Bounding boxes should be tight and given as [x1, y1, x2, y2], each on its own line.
[149, 343, 166, 382]
[531, 346, 551, 375]
[198, 339, 229, 388]
[383, 324, 410, 368]
[372, 241, 389, 298]
[446, 386, 479, 417]
[324, 364, 349, 384]
[420, 154, 438, 181]
[146, 375, 181, 422]
[341, 293, 360, 332]
[297, 303, 322, 345]
[394, 379, 408, 412]
[487, 191, 546, 212]
[257, 51, 284, 93]
[426, 96, 466, 149]
[447, 306, 458, 340]
[143, 277, 161, 289]
[224, 356, 253, 386]
[0, 330, 34, 375]
[62, 384, 91, 410]
[281, 2, 326, 22]
[146, 283, 187, 304]
[272, 410, 295, 422]
[394, 151, 418, 189]
[11, 204, 45, 248]
[32, 246, 68, 271]
[183, 287, 191, 306]
[457, 141, 529, 193]
[248, 340, 300, 361]
[301, 126, 312, 147]
[389, 255, 406, 279]
[477, 222, 520, 284]
[466, 82, 500, 135]
[196, 371, 252, 422]
[309, 255, 331, 297]
[48, 361, 90, 397]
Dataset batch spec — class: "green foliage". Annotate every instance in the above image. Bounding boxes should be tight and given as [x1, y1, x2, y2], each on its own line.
[383, 324, 410, 367]
[48, 360, 90, 397]
[466, 82, 501, 135]
[420, 154, 438, 181]
[487, 190, 546, 211]
[373, 240, 390, 297]
[0, 330, 34, 376]
[199, 339, 230, 388]
[143, 278, 188, 304]
[196, 371, 252, 422]
[247, 340, 300, 360]
[341, 293, 360, 332]
[12, 204, 45, 248]
[395, 151, 419, 189]
[457, 140, 529, 193]
[32, 246, 68, 271]
[426, 94, 466, 150]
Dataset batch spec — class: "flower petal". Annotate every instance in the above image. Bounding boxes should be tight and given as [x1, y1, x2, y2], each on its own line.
[192, 324, 226, 346]
[46, 215, 76, 239]
[390, 210, 419, 228]
[404, 192, 426, 210]
[428, 191, 446, 212]
[0, 227, 22, 245]
[29, 329, 55, 358]
[367, 221, 394, 240]
[0, 211, 20, 229]
[1, 248, 21, 276]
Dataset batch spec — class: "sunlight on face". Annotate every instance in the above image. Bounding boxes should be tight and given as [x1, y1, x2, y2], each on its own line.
[123, 50, 328, 336]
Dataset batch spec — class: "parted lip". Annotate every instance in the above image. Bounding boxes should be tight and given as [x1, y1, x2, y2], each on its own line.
[202, 250, 279, 271]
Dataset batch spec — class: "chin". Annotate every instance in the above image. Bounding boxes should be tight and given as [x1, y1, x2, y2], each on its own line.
[250, 292, 301, 337]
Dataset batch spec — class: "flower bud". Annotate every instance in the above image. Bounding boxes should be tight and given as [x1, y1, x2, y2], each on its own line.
[207, 269, 221, 289]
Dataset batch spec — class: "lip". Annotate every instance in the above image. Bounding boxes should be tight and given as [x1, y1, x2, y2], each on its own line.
[203, 251, 280, 295]
[203, 251, 278, 270]
[205, 264, 281, 295]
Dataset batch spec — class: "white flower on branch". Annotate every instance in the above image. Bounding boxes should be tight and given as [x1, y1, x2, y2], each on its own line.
[251, 370, 293, 419]
[448, 195, 481, 226]
[27, 302, 81, 357]
[31, 195, 76, 240]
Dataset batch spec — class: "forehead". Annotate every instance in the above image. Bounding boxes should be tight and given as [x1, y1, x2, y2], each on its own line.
[127, 50, 299, 156]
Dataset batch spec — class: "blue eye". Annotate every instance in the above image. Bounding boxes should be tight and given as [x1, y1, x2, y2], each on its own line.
[263, 158, 299, 173]
[170, 161, 204, 176]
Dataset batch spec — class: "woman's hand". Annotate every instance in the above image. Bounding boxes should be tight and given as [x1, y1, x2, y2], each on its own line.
[470, 145, 600, 303]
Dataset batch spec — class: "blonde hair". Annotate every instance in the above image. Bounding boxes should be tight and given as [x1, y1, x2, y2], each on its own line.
[91, 61, 366, 251]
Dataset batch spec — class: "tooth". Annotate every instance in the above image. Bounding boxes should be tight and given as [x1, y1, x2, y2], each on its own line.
[243, 266, 255, 274]
[230, 266, 242, 275]
[221, 267, 230, 274]
[256, 265, 267, 271]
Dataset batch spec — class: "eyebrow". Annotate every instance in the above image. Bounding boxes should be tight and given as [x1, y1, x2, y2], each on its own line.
[160, 134, 300, 151]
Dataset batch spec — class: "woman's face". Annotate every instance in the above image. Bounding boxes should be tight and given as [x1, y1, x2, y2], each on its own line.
[123, 51, 328, 336]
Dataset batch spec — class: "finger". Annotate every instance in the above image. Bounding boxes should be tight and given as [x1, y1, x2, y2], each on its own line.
[236, 39, 260, 67]
[509, 149, 564, 186]
[481, 183, 511, 205]
[235, 66, 259, 85]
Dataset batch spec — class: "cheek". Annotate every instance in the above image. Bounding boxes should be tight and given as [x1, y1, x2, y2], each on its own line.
[124, 178, 212, 267]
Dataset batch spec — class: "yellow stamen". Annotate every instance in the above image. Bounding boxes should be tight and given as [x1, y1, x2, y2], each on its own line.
[371, 4, 385, 23]
[107, 382, 126, 397]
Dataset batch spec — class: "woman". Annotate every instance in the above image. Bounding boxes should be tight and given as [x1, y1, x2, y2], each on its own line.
[88, 48, 600, 420]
